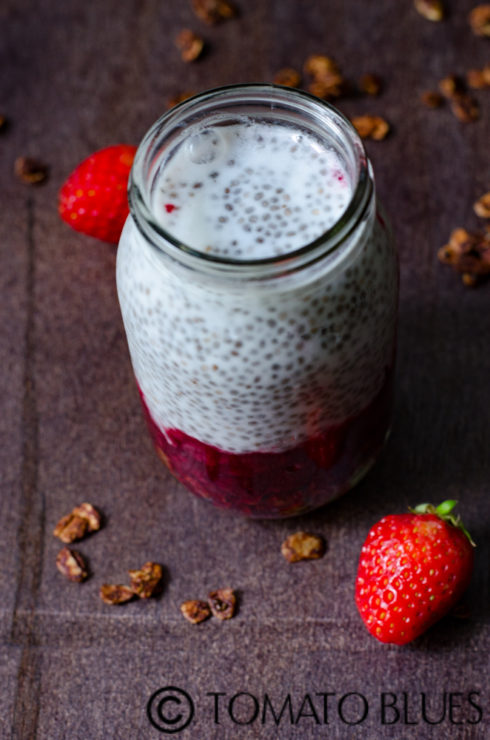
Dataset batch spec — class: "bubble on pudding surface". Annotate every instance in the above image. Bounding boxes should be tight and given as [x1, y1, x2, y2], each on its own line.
[186, 128, 225, 164]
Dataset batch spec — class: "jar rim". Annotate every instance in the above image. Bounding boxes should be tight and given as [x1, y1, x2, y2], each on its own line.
[129, 83, 372, 278]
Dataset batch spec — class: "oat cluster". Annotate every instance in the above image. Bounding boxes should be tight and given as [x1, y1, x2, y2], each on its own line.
[181, 588, 237, 623]
[351, 116, 390, 141]
[281, 532, 326, 563]
[438, 222, 490, 287]
[14, 156, 48, 185]
[100, 562, 164, 604]
[414, 0, 445, 22]
[53, 502, 101, 543]
[175, 29, 205, 63]
[469, 4, 490, 36]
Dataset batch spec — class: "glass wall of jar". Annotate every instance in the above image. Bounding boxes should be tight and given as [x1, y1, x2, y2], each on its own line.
[116, 85, 398, 517]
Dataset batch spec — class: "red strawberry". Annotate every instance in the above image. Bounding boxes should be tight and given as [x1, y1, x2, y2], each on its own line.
[59, 145, 137, 243]
[355, 500, 475, 645]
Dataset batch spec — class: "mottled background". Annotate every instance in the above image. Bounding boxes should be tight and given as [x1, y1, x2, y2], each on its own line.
[1, 1, 489, 738]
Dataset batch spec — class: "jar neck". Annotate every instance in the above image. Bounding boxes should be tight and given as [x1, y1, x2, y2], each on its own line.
[129, 84, 375, 282]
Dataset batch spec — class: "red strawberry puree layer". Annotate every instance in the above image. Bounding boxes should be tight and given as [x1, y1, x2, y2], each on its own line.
[138, 368, 393, 518]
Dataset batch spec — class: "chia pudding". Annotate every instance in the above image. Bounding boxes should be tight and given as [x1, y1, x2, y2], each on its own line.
[116, 85, 398, 517]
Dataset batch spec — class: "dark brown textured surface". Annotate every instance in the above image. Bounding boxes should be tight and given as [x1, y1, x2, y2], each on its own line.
[1, 1, 489, 738]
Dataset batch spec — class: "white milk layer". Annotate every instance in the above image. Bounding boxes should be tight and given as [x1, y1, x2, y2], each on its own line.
[117, 119, 398, 453]
[152, 122, 351, 259]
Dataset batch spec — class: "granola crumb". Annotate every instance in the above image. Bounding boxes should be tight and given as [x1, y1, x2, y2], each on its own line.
[304, 55, 345, 100]
[53, 513, 88, 544]
[414, 0, 444, 21]
[359, 74, 382, 96]
[180, 599, 212, 623]
[273, 68, 302, 88]
[99, 584, 135, 605]
[466, 65, 490, 89]
[462, 272, 478, 287]
[474, 192, 490, 218]
[56, 547, 88, 582]
[437, 75, 479, 122]
[420, 90, 445, 108]
[304, 55, 339, 79]
[191, 0, 237, 24]
[208, 588, 237, 620]
[438, 75, 465, 99]
[53, 503, 102, 543]
[469, 4, 490, 36]
[14, 156, 48, 185]
[128, 561, 164, 598]
[72, 503, 102, 532]
[438, 227, 490, 286]
[281, 532, 326, 563]
[450, 94, 479, 123]
[167, 91, 197, 109]
[175, 29, 205, 62]
[351, 115, 390, 141]
[307, 79, 343, 100]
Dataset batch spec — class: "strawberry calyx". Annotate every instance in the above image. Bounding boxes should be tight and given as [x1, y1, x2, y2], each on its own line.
[410, 500, 476, 547]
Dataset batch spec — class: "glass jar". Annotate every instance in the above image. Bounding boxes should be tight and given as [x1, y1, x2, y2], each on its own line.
[116, 84, 398, 518]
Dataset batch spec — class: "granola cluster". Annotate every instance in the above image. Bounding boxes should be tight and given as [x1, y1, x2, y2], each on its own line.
[281, 532, 326, 563]
[438, 222, 490, 287]
[180, 599, 211, 623]
[99, 584, 135, 605]
[420, 90, 445, 109]
[53, 502, 102, 543]
[303, 55, 346, 100]
[175, 29, 205, 63]
[273, 68, 302, 88]
[181, 588, 237, 623]
[469, 4, 490, 36]
[473, 192, 490, 219]
[351, 115, 390, 141]
[439, 75, 480, 123]
[466, 64, 490, 90]
[414, 0, 445, 22]
[100, 562, 164, 604]
[358, 73, 382, 97]
[191, 0, 237, 25]
[14, 156, 49, 185]
[56, 547, 89, 582]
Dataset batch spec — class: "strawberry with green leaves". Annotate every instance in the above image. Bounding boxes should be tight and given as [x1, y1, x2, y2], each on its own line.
[355, 501, 475, 645]
[59, 144, 136, 243]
